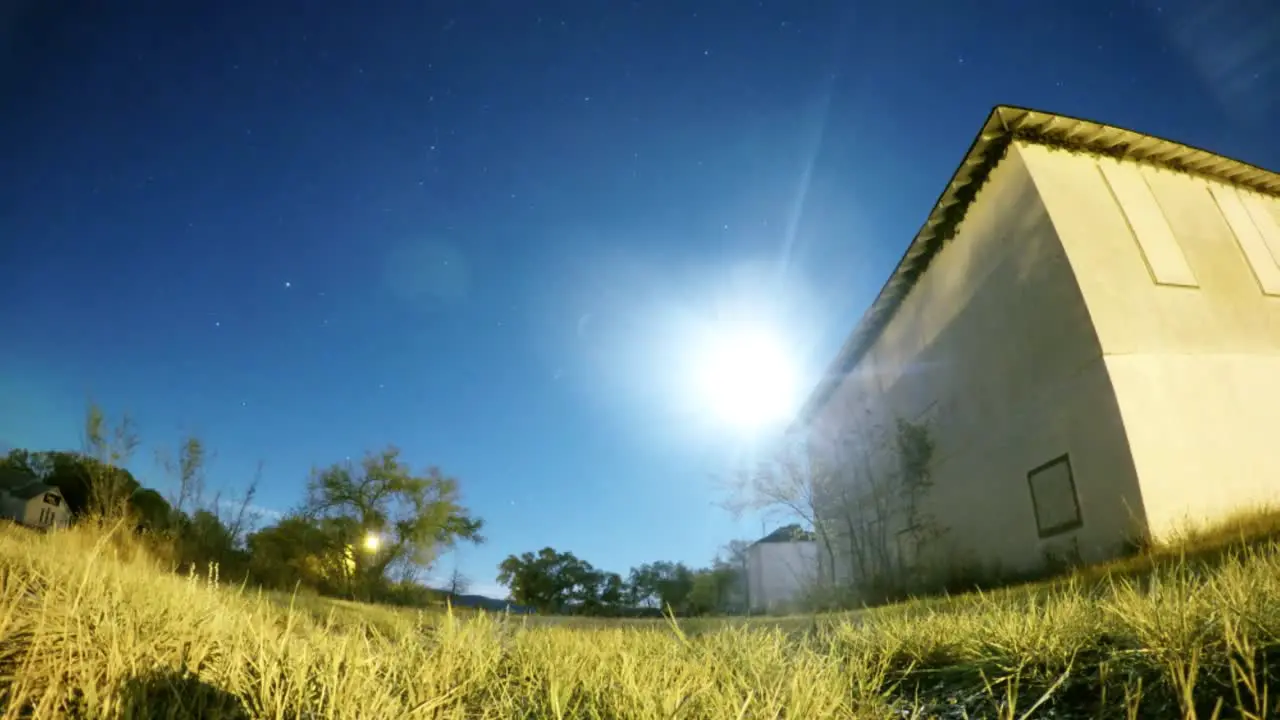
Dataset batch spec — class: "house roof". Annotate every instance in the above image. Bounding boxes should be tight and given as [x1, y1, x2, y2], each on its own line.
[752, 523, 816, 545]
[0, 466, 33, 491]
[793, 105, 1280, 430]
[6, 482, 58, 500]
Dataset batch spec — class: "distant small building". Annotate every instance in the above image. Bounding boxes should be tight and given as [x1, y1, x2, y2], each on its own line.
[0, 471, 71, 531]
[744, 524, 818, 613]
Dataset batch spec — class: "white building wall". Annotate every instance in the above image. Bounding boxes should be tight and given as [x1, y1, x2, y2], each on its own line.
[20, 494, 70, 529]
[808, 147, 1142, 592]
[746, 541, 818, 613]
[802, 109, 1280, 602]
[1018, 144, 1280, 540]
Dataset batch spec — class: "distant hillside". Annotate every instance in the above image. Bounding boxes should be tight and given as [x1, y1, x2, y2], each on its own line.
[445, 592, 533, 614]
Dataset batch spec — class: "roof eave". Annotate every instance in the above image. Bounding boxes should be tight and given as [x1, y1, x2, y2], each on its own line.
[791, 105, 1280, 433]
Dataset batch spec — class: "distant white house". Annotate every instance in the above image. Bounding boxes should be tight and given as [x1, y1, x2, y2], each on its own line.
[745, 524, 818, 613]
[0, 472, 71, 531]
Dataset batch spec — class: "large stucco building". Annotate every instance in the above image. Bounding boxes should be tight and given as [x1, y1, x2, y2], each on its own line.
[796, 105, 1280, 593]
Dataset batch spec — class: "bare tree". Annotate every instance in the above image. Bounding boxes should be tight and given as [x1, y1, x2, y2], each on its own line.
[220, 460, 263, 548]
[811, 401, 943, 602]
[158, 433, 265, 549]
[720, 431, 840, 589]
[725, 389, 942, 606]
[445, 565, 471, 596]
[82, 403, 141, 518]
[812, 405, 898, 594]
[716, 539, 752, 613]
[158, 435, 210, 517]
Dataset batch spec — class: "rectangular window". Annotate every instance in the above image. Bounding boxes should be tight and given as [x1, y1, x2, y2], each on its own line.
[43, 493, 61, 507]
[1211, 184, 1280, 296]
[1097, 161, 1199, 287]
[1027, 454, 1083, 538]
[1242, 193, 1280, 266]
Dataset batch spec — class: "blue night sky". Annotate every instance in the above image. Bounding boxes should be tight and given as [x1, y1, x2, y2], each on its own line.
[1, 1, 1276, 599]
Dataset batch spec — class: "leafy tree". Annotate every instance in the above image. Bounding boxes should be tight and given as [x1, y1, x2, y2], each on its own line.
[170, 508, 251, 576]
[302, 446, 484, 599]
[686, 563, 742, 615]
[571, 566, 606, 613]
[0, 449, 52, 482]
[497, 547, 601, 613]
[0, 448, 143, 519]
[626, 563, 661, 608]
[627, 561, 697, 613]
[128, 487, 176, 532]
[598, 572, 626, 609]
[247, 514, 357, 594]
[663, 563, 697, 612]
[686, 570, 720, 615]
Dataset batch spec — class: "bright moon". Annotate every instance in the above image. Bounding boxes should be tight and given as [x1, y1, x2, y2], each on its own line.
[692, 326, 798, 431]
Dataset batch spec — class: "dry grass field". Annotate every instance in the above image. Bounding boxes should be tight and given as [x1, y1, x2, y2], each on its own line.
[3, 512, 1280, 719]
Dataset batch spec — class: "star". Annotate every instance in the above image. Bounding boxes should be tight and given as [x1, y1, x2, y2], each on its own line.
[284, 281, 292, 288]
